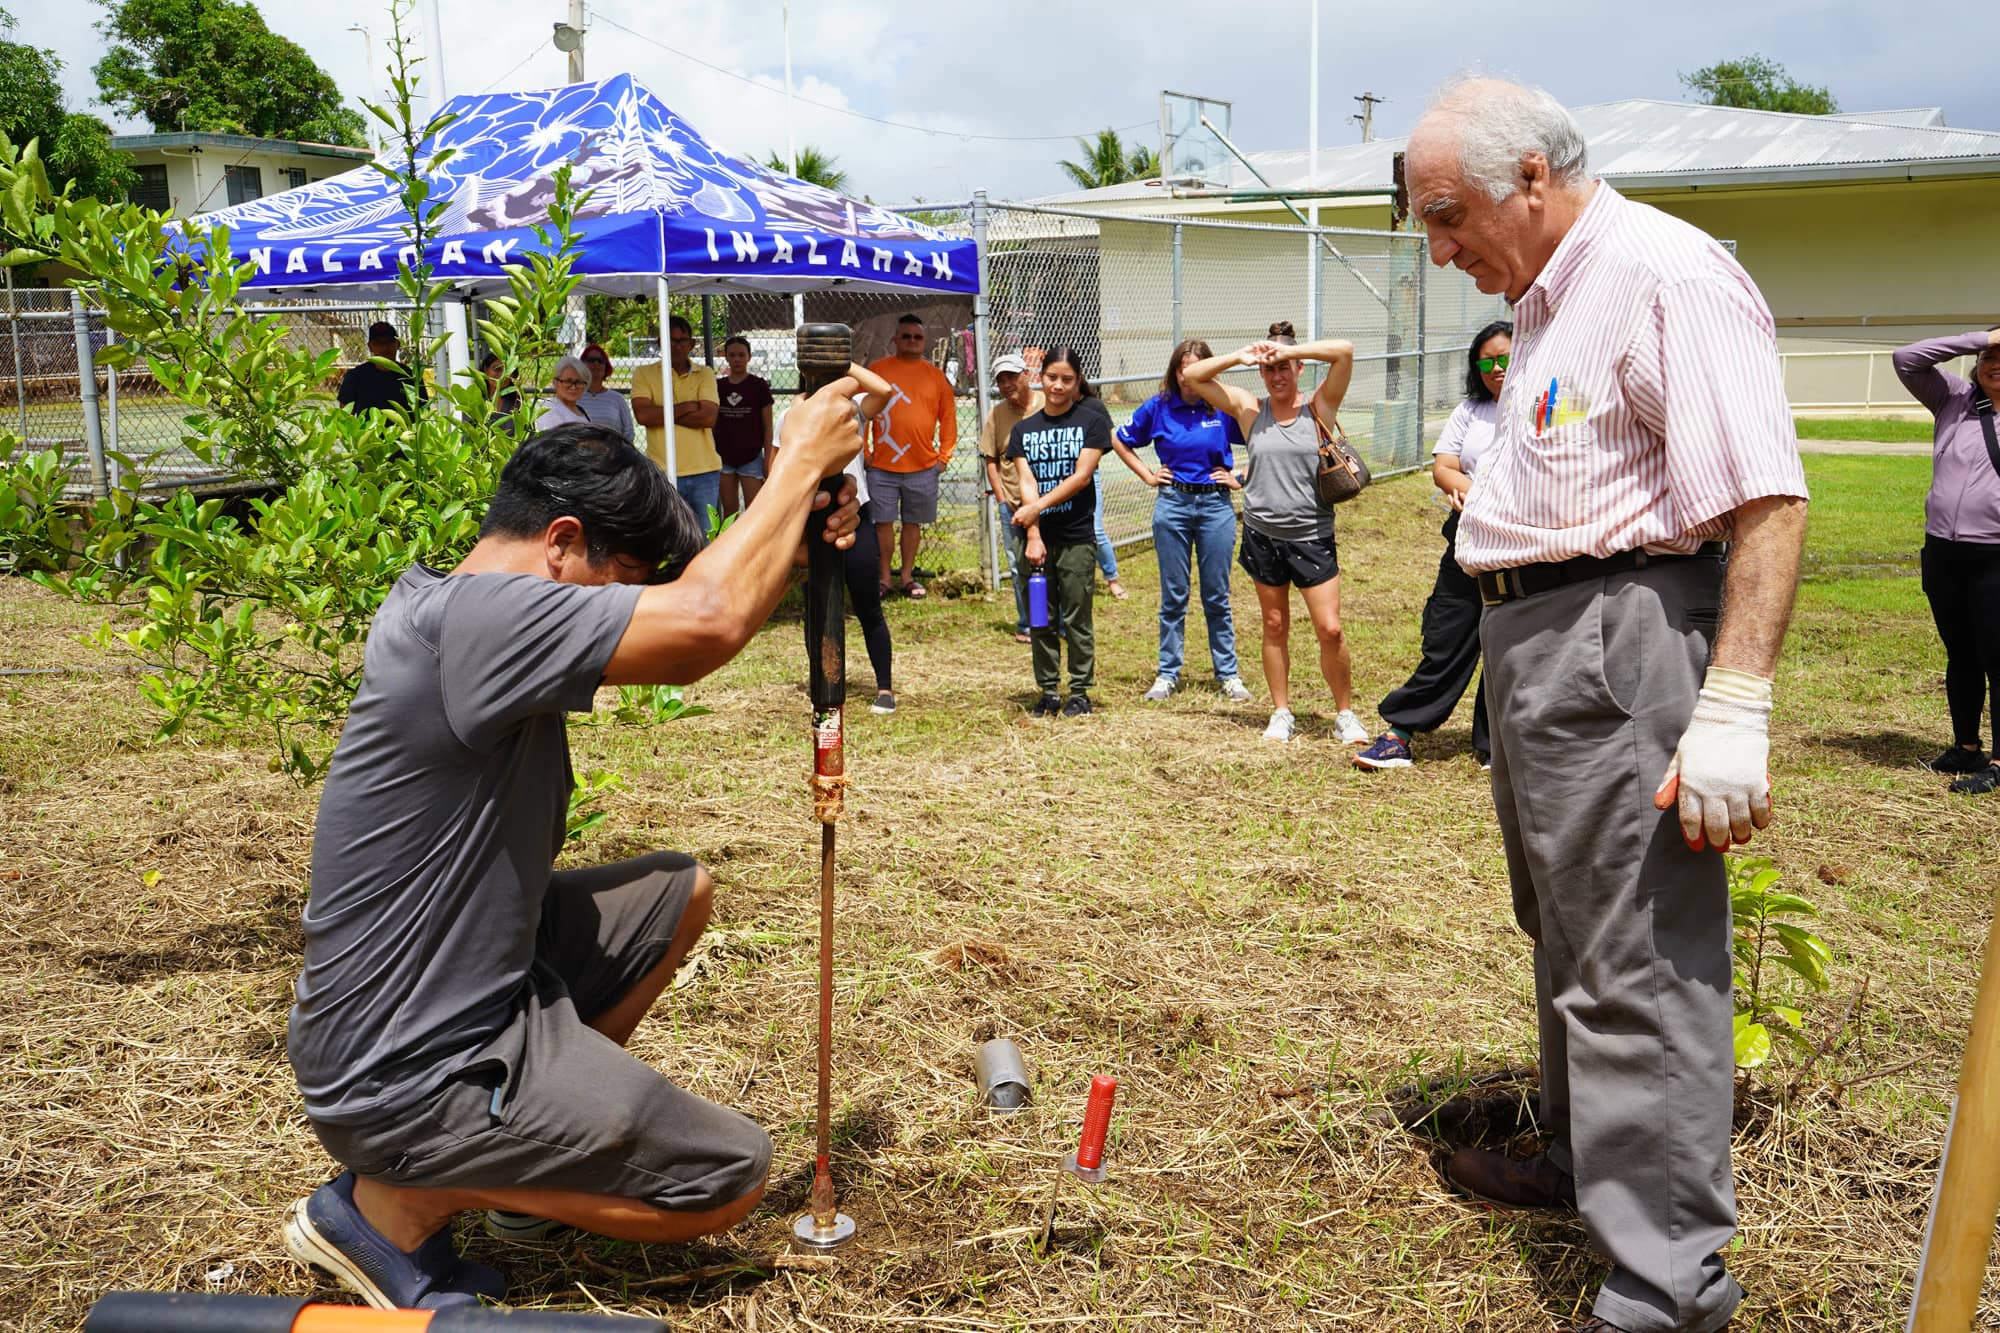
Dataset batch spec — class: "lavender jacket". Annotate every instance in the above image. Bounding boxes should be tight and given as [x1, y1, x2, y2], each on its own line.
[1893, 332, 2000, 543]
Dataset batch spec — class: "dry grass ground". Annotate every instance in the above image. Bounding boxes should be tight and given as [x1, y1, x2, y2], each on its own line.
[2, 458, 1996, 1331]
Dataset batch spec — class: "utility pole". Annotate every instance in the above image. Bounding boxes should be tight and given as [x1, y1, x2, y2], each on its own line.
[1353, 91, 1385, 143]
[566, 0, 586, 82]
[347, 25, 377, 152]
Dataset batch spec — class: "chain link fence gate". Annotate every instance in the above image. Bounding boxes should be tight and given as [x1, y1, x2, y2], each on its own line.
[2, 285, 436, 502]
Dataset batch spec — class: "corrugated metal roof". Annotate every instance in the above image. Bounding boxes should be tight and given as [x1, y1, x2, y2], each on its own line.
[1029, 99, 2000, 206]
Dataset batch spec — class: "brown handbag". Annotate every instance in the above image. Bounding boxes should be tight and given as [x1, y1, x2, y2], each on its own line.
[1306, 400, 1370, 506]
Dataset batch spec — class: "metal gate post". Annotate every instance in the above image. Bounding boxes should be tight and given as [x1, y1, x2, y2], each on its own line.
[70, 290, 109, 500]
[5, 267, 26, 440]
[971, 190, 999, 593]
[1170, 223, 1183, 348]
[1413, 236, 1428, 454]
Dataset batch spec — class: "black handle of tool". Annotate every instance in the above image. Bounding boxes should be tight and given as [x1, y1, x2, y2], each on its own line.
[796, 323, 852, 711]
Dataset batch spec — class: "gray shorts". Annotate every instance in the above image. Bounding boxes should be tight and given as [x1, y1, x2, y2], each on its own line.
[307, 851, 770, 1213]
[720, 455, 766, 478]
[866, 465, 940, 524]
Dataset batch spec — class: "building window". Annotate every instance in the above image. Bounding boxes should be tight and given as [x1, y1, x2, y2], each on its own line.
[225, 165, 263, 205]
[282, 167, 308, 190]
[131, 163, 169, 212]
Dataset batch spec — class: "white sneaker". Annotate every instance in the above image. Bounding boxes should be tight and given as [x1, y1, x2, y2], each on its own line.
[1219, 676, 1253, 703]
[1142, 675, 1177, 702]
[1334, 709, 1370, 746]
[1262, 708, 1296, 743]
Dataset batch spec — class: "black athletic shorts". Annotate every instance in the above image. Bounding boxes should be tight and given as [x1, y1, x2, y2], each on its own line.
[307, 851, 770, 1213]
[1238, 525, 1340, 589]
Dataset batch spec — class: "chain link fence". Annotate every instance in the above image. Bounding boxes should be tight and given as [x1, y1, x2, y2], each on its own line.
[4, 284, 439, 501]
[9, 201, 1502, 581]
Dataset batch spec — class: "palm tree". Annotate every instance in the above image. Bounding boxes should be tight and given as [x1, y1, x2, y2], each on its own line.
[1056, 129, 1159, 190]
[764, 146, 848, 193]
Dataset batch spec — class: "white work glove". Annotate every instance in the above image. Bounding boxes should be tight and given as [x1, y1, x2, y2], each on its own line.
[1653, 666, 1774, 852]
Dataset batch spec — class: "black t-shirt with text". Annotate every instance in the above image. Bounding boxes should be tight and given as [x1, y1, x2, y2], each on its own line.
[1005, 397, 1110, 548]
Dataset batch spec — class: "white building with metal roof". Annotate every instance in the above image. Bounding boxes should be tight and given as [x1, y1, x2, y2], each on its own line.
[1030, 100, 2000, 405]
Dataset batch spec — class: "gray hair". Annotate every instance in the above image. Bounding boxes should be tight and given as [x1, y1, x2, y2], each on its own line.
[1429, 76, 1589, 203]
[551, 355, 590, 385]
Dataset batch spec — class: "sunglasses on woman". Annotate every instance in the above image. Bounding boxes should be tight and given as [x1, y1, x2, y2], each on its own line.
[1476, 354, 1510, 373]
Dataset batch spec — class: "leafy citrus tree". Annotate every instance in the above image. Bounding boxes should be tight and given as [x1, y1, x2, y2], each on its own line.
[0, 7, 581, 780]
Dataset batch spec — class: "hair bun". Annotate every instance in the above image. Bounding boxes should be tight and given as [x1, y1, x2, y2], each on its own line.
[1267, 320, 1296, 340]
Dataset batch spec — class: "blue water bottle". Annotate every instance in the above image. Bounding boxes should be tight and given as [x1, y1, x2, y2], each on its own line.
[1027, 568, 1049, 628]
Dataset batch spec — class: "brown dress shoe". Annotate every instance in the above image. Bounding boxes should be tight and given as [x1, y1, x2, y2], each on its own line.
[1443, 1147, 1576, 1211]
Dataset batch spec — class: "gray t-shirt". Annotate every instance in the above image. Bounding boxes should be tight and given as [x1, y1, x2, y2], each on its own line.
[1241, 400, 1334, 542]
[288, 565, 643, 1125]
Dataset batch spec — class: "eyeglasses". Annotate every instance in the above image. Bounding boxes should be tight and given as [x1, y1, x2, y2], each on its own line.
[896, 333, 925, 341]
[1476, 354, 1510, 374]
[553, 376, 587, 387]
[583, 355, 608, 365]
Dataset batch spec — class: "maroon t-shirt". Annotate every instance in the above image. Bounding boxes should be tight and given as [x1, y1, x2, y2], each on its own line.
[713, 374, 774, 466]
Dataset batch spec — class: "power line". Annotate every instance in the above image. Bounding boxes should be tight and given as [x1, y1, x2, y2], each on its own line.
[589, 9, 1151, 145]
[481, 40, 554, 95]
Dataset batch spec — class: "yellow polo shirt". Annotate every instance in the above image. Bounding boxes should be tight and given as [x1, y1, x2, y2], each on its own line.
[630, 361, 721, 478]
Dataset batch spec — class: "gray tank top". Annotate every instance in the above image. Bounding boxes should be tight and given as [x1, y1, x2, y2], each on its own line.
[1241, 400, 1334, 542]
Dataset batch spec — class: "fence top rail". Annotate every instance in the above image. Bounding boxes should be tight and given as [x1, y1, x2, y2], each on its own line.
[987, 199, 1423, 243]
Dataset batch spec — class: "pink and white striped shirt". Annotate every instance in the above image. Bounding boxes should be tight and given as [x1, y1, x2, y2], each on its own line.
[1455, 185, 1807, 574]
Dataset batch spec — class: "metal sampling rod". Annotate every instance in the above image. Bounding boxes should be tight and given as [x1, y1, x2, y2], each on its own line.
[793, 321, 857, 1253]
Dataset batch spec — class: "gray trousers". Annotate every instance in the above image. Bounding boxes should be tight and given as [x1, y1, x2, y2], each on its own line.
[1481, 558, 1742, 1333]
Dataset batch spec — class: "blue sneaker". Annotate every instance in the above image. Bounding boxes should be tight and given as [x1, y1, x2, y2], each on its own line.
[283, 1172, 505, 1309]
[1353, 732, 1414, 771]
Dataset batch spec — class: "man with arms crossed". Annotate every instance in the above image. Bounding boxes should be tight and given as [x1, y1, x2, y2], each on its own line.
[866, 313, 958, 598]
[282, 382, 866, 1310]
[1406, 78, 1808, 1333]
[631, 315, 724, 522]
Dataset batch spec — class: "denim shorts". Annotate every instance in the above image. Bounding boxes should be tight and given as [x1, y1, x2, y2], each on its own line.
[720, 455, 766, 478]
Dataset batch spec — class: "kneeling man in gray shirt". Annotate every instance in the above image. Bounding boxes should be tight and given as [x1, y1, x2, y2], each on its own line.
[281, 387, 868, 1311]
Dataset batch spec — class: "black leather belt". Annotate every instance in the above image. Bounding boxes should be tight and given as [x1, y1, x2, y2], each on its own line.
[1478, 543, 1727, 607]
[1169, 480, 1222, 493]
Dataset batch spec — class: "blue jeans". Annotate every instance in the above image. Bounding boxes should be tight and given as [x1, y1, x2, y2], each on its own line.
[1093, 485, 1118, 580]
[1000, 501, 1030, 633]
[676, 471, 721, 535]
[1152, 488, 1239, 682]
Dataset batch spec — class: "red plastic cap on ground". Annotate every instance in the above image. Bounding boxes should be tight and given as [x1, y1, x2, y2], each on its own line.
[1075, 1075, 1119, 1169]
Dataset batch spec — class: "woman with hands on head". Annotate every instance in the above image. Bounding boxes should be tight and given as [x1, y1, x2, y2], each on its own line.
[1181, 321, 1367, 746]
[1109, 338, 1252, 705]
[1894, 322, 2000, 795]
[1354, 320, 1511, 772]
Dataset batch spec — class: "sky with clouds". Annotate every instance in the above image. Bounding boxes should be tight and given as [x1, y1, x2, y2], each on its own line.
[26, 0, 2000, 204]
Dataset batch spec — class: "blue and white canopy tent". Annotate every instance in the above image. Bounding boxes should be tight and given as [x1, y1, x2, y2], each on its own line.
[181, 74, 981, 478]
[186, 73, 975, 300]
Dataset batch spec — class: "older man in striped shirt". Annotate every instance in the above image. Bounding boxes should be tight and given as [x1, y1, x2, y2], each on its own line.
[1406, 78, 1808, 1333]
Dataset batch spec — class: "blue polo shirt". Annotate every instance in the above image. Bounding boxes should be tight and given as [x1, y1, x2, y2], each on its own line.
[1115, 393, 1242, 485]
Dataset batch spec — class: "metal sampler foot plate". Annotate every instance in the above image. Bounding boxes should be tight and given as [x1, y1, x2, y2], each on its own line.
[1061, 1150, 1107, 1185]
[792, 1211, 857, 1251]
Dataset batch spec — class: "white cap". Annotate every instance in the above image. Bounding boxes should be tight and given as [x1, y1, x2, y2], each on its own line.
[991, 353, 1028, 381]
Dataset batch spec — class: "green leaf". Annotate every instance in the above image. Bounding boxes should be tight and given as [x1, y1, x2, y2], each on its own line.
[1733, 1014, 1772, 1068]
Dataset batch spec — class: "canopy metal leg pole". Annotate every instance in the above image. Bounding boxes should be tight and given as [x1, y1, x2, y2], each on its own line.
[656, 276, 677, 486]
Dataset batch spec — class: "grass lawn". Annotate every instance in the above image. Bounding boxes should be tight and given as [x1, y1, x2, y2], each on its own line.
[1793, 416, 1935, 444]
[1, 456, 1994, 1330]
